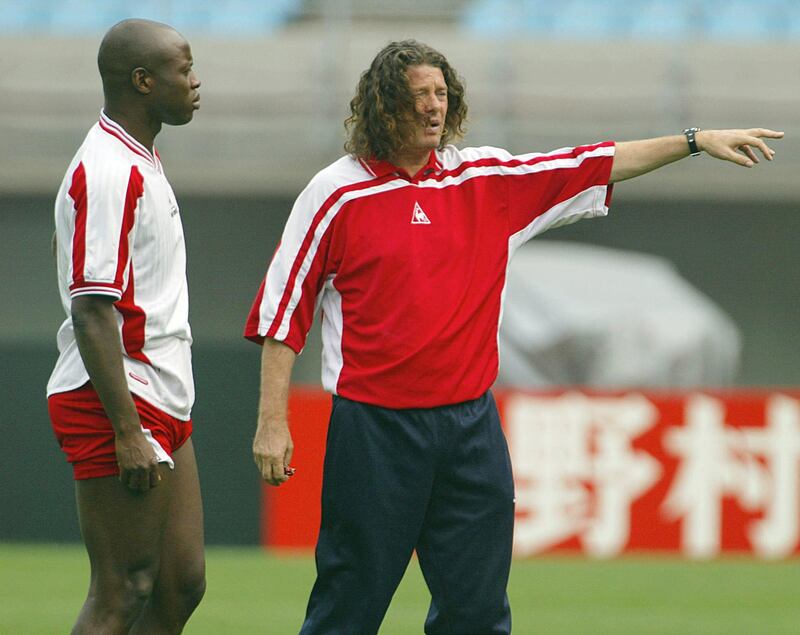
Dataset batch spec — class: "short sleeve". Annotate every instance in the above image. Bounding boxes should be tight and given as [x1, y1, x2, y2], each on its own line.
[504, 142, 615, 244]
[244, 174, 337, 351]
[65, 161, 144, 300]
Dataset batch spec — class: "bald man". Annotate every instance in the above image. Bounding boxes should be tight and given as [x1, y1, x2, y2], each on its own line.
[47, 19, 205, 634]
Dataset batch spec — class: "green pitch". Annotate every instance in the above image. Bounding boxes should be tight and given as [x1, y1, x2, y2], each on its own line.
[1, 543, 799, 634]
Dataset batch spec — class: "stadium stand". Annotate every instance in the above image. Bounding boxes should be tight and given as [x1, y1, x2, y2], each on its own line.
[303, 0, 468, 22]
[461, 0, 800, 40]
[626, 0, 696, 40]
[0, 0, 797, 199]
[0, 0, 303, 34]
[2, 0, 799, 38]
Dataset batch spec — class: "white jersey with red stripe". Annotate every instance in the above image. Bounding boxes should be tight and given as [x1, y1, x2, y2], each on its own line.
[245, 142, 615, 409]
[47, 111, 194, 420]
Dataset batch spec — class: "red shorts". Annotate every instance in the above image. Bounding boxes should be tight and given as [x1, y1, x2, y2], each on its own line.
[48, 383, 192, 480]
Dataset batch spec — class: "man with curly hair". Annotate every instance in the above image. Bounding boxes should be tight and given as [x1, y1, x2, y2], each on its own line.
[244, 40, 781, 634]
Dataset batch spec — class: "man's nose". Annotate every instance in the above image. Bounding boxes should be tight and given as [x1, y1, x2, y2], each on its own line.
[421, 93, 437, 112]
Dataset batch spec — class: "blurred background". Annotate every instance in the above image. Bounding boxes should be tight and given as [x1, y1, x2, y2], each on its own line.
[1, 0, 798, 546]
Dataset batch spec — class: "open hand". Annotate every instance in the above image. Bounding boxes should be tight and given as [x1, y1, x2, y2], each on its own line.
[698, 128, 784, 167]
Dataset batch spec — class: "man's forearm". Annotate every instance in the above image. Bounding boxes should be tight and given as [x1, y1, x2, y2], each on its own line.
[609, 128, 783, 183]
[72, 295, 162, 490]
[259, 338, 297, 422]
[71, 296, 139, 434]
[254, 337, 297, 485]
[610, 135, 689, 183]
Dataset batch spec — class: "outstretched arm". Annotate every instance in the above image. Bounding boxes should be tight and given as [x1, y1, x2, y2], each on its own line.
[610, 128, 784, 183]
[253, 337, 297, 486]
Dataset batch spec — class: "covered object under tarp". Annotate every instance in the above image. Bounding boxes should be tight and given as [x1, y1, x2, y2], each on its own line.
[498, 242, 741, 388]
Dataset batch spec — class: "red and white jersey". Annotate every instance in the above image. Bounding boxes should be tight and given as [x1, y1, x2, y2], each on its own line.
[47, 111, 194, 420]
[245, 142, 615, 409]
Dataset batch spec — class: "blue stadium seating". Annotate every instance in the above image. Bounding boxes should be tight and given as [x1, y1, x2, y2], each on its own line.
[0, 0, 302, 34]
[699, 0, 787, 39]
[627, 0, 695, 40]
[47, 0, 141, 33]
[461, 0, 800, 40]
[787, 5, 800, 38]
[460, 0, 521, 37]
[2, 0, 799, 39]
[0, 0, 54, 31]
[198, 0, 300, 35]
[547, 0, 636, 40]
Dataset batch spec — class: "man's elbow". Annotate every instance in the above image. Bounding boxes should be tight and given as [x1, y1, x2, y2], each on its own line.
[608, 167, 633, 184]
[70, 295, 115, 330]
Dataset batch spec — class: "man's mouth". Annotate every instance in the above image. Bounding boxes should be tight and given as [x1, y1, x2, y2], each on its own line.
[424, 120, 441, 133]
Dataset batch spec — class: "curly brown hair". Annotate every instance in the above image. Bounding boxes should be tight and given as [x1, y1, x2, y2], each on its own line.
[344, 40, 468, 161]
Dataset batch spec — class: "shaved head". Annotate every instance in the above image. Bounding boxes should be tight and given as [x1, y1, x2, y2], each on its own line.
[96, 18, 199, 142]
[98, 19, 185, 100]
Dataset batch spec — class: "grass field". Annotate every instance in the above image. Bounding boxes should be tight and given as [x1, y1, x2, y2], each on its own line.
[1, 544, 799, 634]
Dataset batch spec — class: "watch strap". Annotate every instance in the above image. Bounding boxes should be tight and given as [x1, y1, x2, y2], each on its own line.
[683, 127, 701, 156]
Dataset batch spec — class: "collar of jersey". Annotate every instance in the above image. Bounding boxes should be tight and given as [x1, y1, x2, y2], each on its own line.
[360, 150, 442, 180]
[98, 110, 159, 168]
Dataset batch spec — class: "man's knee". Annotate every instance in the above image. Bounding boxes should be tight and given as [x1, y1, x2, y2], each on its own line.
[85, 564, 158, 626]
[177, 557, 207, 611]
[158, 555, 206, 617]
[125, 565, 159, 610]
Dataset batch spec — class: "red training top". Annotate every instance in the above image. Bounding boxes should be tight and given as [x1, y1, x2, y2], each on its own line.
[245, 142, 615, 408]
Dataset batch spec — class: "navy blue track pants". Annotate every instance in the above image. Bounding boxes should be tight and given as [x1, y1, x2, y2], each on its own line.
[299, 391, 515, 635]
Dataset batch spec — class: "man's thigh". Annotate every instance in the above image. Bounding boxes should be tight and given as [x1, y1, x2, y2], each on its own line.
[416, 393, 514, 634]
[301, 398, 439, 634]
[320, 396, 437, 544]
[148, 438, 205, 590]
[75, 466, 174, 579]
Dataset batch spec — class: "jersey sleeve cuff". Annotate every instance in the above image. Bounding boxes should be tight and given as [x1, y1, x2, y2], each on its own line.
[243, 330, 304, 354]
[69, 281, 123, 301]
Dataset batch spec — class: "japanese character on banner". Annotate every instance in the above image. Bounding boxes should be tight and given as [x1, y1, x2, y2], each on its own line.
[506, 392, 661, 558]
[663, 394, 800, 559]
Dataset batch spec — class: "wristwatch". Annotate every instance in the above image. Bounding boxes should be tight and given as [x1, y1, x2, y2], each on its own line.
[683, 127, 701, 157]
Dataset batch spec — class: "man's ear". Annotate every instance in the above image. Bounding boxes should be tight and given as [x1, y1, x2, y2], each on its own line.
[131, 67, 153, 95]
